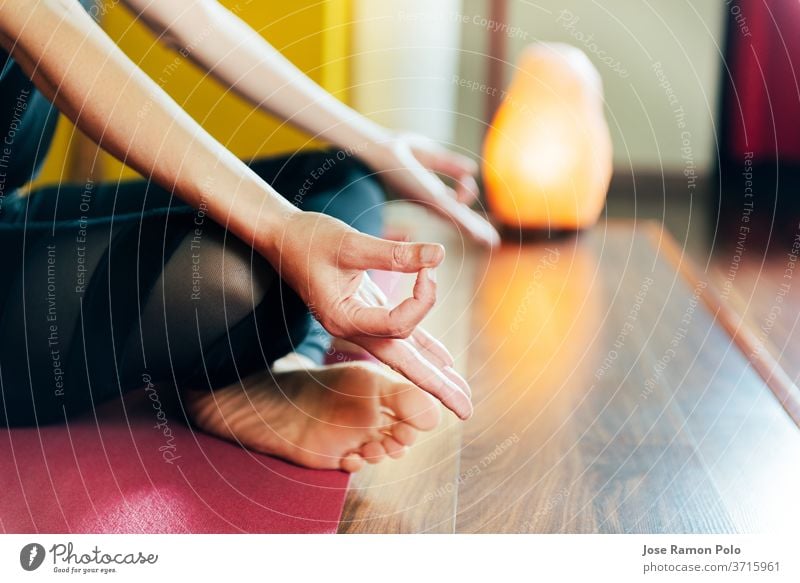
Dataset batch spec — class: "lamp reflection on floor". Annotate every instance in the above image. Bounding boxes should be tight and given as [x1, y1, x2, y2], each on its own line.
[455, 235, 603, 532]
[470, 235, 602, 416]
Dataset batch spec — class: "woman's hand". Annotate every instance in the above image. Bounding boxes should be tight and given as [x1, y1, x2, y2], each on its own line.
[360, 133, 501, 248]
[260, 211, 473, 420]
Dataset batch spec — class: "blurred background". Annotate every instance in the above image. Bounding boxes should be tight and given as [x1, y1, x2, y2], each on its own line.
[34, 0, 799, 263]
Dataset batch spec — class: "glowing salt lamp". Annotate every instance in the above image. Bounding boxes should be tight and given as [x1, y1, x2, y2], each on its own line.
[482, 43, 613, 230]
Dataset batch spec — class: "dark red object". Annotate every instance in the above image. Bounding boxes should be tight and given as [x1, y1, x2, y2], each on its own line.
[725, 0, 800, 163]
[0, 389, 349, 533]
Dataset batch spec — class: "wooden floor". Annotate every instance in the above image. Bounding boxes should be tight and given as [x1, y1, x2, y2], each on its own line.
[707, 242, 800, 425]
[339, 210, 800, 533]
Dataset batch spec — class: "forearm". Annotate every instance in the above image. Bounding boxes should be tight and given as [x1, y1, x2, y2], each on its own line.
[0, 0, 296, 252]
[124, 0, 392, 154]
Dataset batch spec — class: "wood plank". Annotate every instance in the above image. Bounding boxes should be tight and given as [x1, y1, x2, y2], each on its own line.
[336, 416, 462, 533]
[455, 222, 800, 533]
[705, 240, 800, 426]
[650, 224, 800, 532]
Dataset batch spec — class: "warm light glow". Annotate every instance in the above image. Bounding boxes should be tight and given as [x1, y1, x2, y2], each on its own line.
[482, 43, 613, 230]
[475, 239, 601, 395]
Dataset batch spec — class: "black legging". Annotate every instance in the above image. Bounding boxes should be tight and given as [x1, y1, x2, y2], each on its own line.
[0, 151, 384, 426]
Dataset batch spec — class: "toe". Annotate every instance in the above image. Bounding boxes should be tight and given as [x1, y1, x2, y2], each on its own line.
[382, 436, 406, 459]
[391, 421, 418, 446]
[384, 384, 442, 431]
[291, 447, 346, 471]
[341, 453, 366, 473]
[360, 440, 387, 464]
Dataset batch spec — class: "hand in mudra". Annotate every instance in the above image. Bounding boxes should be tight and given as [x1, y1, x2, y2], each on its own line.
[263, 211, 473, 420]
[360, 132, 501, 248]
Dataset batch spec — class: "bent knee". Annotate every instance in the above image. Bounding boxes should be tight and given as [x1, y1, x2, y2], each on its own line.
[308, 158, 386, 236]
[195, 227, 275, 317]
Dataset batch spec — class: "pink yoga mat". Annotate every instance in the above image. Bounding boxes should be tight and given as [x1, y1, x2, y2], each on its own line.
[0, 389, 349, 534]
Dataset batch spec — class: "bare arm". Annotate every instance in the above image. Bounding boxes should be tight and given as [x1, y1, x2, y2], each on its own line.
[122, 0, 500, 246]
[122, 0, 389, 156]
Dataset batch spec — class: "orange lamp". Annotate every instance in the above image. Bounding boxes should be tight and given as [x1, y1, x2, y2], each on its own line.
[482, 43, 613, 230]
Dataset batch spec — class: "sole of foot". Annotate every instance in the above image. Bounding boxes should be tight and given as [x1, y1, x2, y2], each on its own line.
[185, 361, 442, 472]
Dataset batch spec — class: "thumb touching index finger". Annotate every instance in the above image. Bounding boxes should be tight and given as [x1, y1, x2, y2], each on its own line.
[341, 232, 445, 272]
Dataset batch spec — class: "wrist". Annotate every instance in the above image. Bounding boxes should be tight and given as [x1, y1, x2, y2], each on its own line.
[358, 134, 401, 171]
[247, 191, 302, 262]
[203, 174, 301, 261]
[353, 128, 402, 170]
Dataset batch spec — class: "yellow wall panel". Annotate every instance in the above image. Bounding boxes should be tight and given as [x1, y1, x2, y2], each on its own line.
[33, 0, 351, 186]
[321, 0, 351, 101]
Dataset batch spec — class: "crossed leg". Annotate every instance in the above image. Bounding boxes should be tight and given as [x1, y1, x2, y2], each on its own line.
[0, 151, 442, 470]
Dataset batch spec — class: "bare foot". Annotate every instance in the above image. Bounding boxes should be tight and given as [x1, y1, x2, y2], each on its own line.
[185, 362, 441, 472]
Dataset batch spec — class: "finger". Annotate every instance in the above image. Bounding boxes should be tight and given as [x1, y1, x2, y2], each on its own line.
[443, 366, 472, 398]
[341, 232, 444, 272]
[402, 172, 499, 247]
[415, 145, 479, 178]
[412, 146, 480, 204]
[409, 328, 472, 397]
[348, 269, 436, 337]
[454, 173, 480, 204]
[436, 194, 501, 248]
[358, 337, 472, 420]
[411, 327, 455, 367]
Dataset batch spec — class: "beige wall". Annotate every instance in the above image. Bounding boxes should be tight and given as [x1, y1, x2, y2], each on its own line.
[456, 0, 727, 174]
[352, 0, 463, 143]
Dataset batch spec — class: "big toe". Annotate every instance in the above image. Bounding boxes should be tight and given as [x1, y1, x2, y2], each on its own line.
[341, 453, 366, 473]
